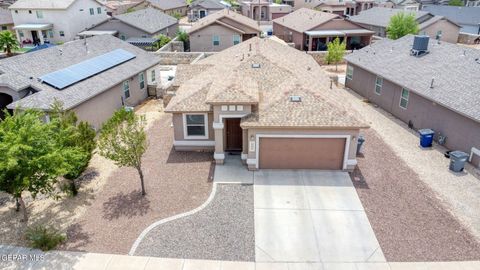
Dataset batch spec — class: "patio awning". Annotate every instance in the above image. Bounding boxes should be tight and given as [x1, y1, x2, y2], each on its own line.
[342, 29, 375, 35]
[77, 30, 118, 37]
[13, 23, 53, 30]
[126, 37, 158, 47]
[305, 29, 374, 37]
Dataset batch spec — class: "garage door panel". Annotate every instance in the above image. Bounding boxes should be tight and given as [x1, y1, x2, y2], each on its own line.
[259, 138, 345, 170]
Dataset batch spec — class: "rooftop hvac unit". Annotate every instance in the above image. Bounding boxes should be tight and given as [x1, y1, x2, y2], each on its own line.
[410, 35, 429, 57]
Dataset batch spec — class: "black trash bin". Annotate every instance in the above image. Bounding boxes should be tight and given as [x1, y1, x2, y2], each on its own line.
[356, 135, 365, 155]
[449, 151, 469, 172]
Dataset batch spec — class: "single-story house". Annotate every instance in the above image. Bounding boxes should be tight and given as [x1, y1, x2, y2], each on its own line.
[188, 0, 228, 22]
[344, 35, 480, 158]
[188, 9, 261, 52]
[88, 7, 179, 41]
[0, 4, 13, 31]
[349, 7, 461, 43]
[421, 5, 480, 35]
[241, 0, 292, 21]
[273, 8, 374, 51]
[1, 35, 159, 129]
[147, 0, 188, 17]
[165, 37, 368, 171]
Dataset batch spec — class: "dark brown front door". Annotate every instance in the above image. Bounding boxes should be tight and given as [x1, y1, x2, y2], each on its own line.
[225, 118, 242, 151]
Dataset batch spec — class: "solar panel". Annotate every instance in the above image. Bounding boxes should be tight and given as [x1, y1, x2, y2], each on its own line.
[40, 49, 136, 90]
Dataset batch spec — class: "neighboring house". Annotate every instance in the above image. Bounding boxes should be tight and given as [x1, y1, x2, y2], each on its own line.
[344, 35, 480, 155]
[89, 7, 178, 41]
[466, 0, 480, 6]
[241, 0, 292, 21]
[9, 0, 109, 45]
[188, 0, 227, 22]
[188, 9, 261, 52]
[147, 0, 188, 17]
[377, 0, 420, 11]
[316, 0, 376, 17]
[349, 7, 460, 43]
[103, 0, 147, 16]
[1, 35, 159, 129]
[273, 8, 374, 51]
[422, 5, 480, 35]
[0, 4, 13, 31]
[292, 0, 323, 10]
[165, 37, 368, 171]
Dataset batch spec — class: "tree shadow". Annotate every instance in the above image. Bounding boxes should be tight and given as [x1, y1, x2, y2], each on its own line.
[102, 190, 151, 220]
[166, 146, 213, 164]
[75, 169, 100, 187]
[62, 223, 92, 252]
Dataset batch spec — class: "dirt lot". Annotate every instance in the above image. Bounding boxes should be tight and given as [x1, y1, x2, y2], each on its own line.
[0, 99, 214, 254]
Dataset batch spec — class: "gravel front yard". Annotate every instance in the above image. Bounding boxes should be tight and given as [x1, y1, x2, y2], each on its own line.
[62, 100, 214, 254]
[133, 184, 255, 261]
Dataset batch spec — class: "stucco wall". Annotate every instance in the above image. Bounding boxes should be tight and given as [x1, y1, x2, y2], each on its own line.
[90, 19, 178, 39]
[421, 19, 460, 44]
[189, 23, 243, 52]
[272, 23, 303, 49]
[71, 71, 148, 130]
[345, 63, 480, 154]
[172, 112, 215, 141]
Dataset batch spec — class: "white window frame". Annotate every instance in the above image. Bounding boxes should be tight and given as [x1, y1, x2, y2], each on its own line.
[138, 72, 145, 89]
[399, 88, 409, 109]
[151, 70, 156, 82]
[346, 65, 353, 80]
[233, 34, 241, 45]
[183, 113, 208, 139]
[236, 105, 244, 111]
[97, 7, 102, 14]
[89, 8, 94, 15]
[213, 35, 220, 46]
[59, 31, 65, 37]
[36, 10, 43, 19]
[123, 80, 130, 99]
[375, 76, 383, 95]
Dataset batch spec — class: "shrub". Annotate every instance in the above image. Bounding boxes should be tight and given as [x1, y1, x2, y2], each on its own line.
[154, 34, 171, 50]
[172, 11, 182, 20]
[25, 225, 66, 251]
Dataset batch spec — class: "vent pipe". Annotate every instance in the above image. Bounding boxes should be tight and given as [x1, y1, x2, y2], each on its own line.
[430, 78, 434, 89]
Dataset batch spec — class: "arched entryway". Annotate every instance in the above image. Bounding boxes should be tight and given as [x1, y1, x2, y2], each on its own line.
[0, 93, 13, 119]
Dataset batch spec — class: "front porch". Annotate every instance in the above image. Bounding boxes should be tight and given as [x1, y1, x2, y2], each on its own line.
[213, 116, 248, 166]
[13, 23, 53, 46]
[304, 29, 373, 51]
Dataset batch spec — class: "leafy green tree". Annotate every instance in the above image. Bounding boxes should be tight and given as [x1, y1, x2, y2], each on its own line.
[275, 0, 283, 3]
[172, 11, 182, 20]
[0, 110, 74, 222]
[98, 109, 147, 195]
[0, 31, 19, 56]
[49, 102, 96, 196]
[325, 37, 346, 71]
[176, 30, 189, 51]
[448, 0, 464, 6]
[386, 12, 419, 40]
[154, 34, 171, 50]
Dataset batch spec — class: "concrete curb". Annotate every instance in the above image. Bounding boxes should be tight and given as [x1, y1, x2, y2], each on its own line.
[128, 183, 218, 255]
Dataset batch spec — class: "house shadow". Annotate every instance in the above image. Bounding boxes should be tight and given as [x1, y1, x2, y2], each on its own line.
[349, 166, 370, 189]
[102, 190, 151, 220]
[166, 146, 213, 164]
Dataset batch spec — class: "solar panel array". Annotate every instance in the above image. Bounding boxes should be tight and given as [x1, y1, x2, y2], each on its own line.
[40, 49, 136, 90]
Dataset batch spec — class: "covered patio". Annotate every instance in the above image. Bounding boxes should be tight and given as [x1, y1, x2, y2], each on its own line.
[13, 23, 53, 46]
[304, 29, 374, 51]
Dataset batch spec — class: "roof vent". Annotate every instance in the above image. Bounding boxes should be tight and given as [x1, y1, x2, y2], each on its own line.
[290, 95, 301, 102]
[251, 63, 261, 68]
[410, 35, 429, 57]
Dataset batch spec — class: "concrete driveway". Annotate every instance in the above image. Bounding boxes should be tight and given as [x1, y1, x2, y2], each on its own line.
[254, 170, 385, 263]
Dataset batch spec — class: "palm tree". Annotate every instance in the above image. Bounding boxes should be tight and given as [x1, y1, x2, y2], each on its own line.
[0, 31, 19, 57]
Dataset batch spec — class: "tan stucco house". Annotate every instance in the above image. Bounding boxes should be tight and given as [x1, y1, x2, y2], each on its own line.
[147, 0, 188, 17]
[165, 37, 368, 171]
[1, 35, 159, 129]
[273, 8, 374, 51]
[188, 9, 261, 52]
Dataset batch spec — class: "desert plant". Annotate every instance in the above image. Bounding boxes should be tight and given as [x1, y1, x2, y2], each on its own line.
[25, 225, 66, 251]
[0, 31, 19, 56]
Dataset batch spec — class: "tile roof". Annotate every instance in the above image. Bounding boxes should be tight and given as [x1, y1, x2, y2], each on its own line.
[5, 35, 159, 110]
[147, 0, 187, 10]
[113, 7, 178, 34]
[0, 6, 12, 25]
[9, 0, 101, 10]
[344, 35, 480, 123]
[188, 9, 261, 34]
[166, 37, 368, 129]
[272, 8, 339, 33]
[349, 7, 430, 28]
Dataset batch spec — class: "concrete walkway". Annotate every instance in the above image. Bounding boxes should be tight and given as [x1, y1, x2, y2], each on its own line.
[214, 155, 253, 184]
[1, 245, 479, 270]
[254, 170, 385, 263]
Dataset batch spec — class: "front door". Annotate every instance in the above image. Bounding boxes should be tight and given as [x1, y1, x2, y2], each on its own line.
[225, 118, 242, 152]
[31, 31, 39, 45]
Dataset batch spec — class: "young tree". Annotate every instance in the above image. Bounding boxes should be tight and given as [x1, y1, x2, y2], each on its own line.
[325, 37, 346, 71]
[153, 34, 171, 50]
[448, 0, 463, 6]
[0, 110, 73, 222]
[0, 31, 19, 57]
[386, 12, 419, 40]
[98, 109, 147, 195]
[176, 30, 189, 51]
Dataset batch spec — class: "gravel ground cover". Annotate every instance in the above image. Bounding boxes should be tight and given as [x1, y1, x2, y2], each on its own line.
[133, 184, 255, 261]
[351, 128, 480, 261]
[62, 100, 214, 254]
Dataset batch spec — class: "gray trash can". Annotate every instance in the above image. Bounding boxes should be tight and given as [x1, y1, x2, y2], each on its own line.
[449, 151, 469, 172]
[356, 135, 365, 155]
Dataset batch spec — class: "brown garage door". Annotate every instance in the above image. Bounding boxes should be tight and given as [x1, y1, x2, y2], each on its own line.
[259, 137, 346, 170]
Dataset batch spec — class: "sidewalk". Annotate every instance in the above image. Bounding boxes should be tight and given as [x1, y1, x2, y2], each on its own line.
[1, 245, 479, 270]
